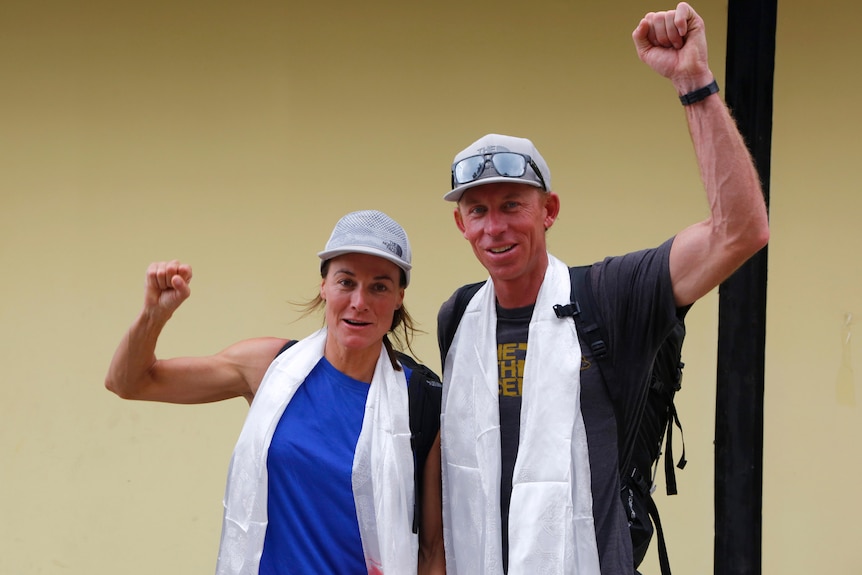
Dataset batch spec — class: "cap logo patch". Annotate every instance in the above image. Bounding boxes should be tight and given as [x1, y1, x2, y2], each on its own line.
[478, 144, 512, 154]
[382, 240, 403, 257]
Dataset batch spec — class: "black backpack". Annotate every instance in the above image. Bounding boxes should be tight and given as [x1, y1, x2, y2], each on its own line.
[275, 341, 442, 535]
[438, 265, 686, 575]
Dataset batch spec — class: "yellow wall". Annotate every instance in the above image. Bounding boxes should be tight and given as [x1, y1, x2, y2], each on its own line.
[1, 0, 859, 573]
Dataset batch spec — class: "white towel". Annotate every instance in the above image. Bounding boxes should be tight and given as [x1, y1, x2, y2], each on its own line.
[441, 254, 602, 575]
[215, 327, 417, 575]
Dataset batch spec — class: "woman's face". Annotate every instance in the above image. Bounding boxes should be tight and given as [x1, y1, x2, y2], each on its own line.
[320, 252, 405, 354]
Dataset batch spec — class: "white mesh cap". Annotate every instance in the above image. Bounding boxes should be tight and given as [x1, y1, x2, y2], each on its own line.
[318, 210, 413, 286]
[445, 133, 552, 202]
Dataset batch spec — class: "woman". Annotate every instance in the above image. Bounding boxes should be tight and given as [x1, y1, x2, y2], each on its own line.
[105, 210, 444, 575]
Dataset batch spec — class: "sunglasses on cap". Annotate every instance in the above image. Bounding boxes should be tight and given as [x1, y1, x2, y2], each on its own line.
[451, 152, 547, 191]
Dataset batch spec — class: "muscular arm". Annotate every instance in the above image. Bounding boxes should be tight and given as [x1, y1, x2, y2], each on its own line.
[669, 93, 768, 306]
[104, 261, 288, 405]
[418, 431, 445, 575]
[633, 2, 770, 307]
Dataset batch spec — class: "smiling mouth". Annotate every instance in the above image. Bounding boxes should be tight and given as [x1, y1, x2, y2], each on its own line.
[489, 245, 514, 254]
[344, 319, 371, 326]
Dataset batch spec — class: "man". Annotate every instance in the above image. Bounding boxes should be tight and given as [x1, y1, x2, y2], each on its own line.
[437, 3, 769, 574]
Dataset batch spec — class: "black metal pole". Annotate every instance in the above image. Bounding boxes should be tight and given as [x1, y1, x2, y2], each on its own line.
[714, 2, 776, 574]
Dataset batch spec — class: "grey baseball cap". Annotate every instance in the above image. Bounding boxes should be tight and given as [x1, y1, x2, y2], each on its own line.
[445, 133, 552, 202]
[318, 210, 412, 286]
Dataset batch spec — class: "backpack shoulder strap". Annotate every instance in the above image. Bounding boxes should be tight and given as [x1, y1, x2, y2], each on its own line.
[566, 266, 654, 479]
[562, 265, 616, 383]
[437, 280, 487, 366]
[396, 351, 443, 534]
[558, 266, 633, 474]
[276, 339, 298, 356]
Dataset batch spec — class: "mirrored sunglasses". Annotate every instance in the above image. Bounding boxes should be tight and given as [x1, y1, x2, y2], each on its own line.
[451, 152, 547, 191]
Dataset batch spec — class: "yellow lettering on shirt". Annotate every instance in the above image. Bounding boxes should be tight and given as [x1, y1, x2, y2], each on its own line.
[497, 343, 527, 397]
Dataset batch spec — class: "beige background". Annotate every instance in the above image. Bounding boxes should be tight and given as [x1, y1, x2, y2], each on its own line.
[1, 0, 860, 573]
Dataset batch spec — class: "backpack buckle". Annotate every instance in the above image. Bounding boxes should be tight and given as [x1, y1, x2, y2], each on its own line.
[591, 339, 608, 359]
[553, 301, 580, 318]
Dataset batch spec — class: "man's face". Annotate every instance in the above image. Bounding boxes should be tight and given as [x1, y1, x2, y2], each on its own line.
[454, 182, 560, 285]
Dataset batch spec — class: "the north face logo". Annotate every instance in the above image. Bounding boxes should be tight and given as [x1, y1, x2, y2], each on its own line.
[478, 144, 512, 155]
[382, 240, 402, 257]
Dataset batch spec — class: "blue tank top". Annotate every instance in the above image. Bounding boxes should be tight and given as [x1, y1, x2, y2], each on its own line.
[258, 357, 370, 574]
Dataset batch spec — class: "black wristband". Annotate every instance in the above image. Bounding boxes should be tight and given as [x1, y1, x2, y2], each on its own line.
[679, 79, 719, 106]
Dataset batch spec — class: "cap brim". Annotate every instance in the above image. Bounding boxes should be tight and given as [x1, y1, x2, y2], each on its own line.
[443, 177, 544, 202]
